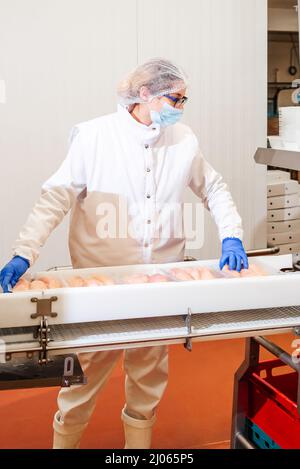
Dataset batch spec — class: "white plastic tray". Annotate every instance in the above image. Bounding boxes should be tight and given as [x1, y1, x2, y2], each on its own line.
[0, 255, 298, 329]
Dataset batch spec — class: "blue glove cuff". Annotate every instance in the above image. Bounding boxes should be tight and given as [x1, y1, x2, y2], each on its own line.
[222, 237, 242, 246]
[13, 255, 30, 268]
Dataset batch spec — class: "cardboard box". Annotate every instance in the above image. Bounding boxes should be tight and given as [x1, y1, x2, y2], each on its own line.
[267, 180, 299, 197]
[268, 231, 300, 246]
[268, 207, 300, 222]
[267, 194, 299, 210]
[274, 243, 300, 255]
[267, 170, 291, 183]
[268, 219, 300, 234]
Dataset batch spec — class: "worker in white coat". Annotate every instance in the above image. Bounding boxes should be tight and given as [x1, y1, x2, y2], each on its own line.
[0, 58, 248, 449]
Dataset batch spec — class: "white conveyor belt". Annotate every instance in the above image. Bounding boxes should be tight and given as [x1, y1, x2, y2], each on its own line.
[1, 305, 300, 359]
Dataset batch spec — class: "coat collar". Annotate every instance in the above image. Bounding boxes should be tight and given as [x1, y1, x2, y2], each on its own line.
[117, 104, 163, 145]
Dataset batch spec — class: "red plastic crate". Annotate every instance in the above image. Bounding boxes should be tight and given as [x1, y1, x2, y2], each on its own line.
[247, 359, 300, 449]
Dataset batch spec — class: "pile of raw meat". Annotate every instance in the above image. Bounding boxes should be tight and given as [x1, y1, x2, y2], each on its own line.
[12, 264, 267, 292]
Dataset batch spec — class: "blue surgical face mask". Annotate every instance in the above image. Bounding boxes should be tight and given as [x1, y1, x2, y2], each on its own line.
[150, 103, 183, 128]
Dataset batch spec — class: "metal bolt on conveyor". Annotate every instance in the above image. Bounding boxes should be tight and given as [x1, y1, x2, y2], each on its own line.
[184, 308, 193, 352]
[31, 296, 58, 364]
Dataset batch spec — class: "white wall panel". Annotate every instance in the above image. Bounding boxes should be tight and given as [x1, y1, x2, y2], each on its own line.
[0, 0, 137, 270]
[138, 0, 268, 259]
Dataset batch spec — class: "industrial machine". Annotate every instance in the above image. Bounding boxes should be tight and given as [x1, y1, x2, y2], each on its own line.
[0, 251, 300, 392]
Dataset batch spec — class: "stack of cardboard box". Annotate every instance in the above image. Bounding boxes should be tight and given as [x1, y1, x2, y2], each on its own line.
[267, 170, 300, 255]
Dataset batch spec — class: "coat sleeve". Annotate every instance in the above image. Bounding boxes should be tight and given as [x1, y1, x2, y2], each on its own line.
[188, 138, 243, 242]
[12, 126, 87, 266]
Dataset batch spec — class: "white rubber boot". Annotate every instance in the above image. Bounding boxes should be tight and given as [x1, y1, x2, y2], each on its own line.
[121, 407, 156, 449]
[52, 411, 84, 449]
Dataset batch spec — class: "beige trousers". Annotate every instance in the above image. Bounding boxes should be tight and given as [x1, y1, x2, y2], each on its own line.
[53, 345, 168, 440]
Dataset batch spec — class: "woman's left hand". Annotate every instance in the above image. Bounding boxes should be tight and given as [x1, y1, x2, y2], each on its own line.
[219, 238, 248, 272]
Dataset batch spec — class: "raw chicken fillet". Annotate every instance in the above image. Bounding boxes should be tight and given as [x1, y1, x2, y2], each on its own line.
[10, 263, 268, 293]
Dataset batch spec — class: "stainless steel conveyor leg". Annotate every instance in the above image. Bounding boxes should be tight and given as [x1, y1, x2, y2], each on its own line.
[231, 337, 259, 449]
[254, 336, 297, 371]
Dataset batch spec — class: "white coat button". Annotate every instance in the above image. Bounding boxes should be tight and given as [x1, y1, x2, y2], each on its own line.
[146, 194, 151, 199]
[146, 168, 151, 173]
[145, 144, 149, 149]
[147, 219, 151, 224]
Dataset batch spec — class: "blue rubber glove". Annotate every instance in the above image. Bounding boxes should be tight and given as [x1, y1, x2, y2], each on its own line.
[219, 238, 248, 273]
[0, 256, 30, 293]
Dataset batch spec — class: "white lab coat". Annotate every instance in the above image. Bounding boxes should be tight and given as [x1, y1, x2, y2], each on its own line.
[13, 104, 243, 268]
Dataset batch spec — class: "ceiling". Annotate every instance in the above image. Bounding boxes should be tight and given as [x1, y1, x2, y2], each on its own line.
[269, 0, 298, 9]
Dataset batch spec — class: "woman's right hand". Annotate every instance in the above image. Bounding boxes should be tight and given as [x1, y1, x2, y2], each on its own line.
[0, 256, 30, 293]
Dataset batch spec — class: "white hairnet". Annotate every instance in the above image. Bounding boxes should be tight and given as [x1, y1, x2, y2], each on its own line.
[117, 57, 189, 106]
